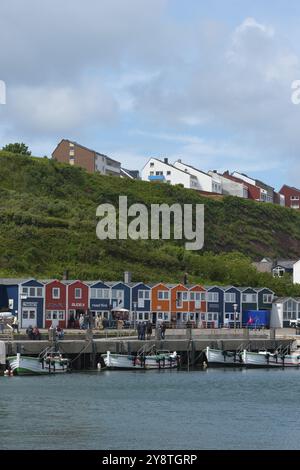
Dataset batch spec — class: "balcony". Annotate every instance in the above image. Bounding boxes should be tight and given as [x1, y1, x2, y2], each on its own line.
[148, 175, 165, 181]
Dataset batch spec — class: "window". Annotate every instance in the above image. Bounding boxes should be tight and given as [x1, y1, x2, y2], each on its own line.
[52, 288, 60, 299]
[242, 293, 257, 303]
[273, 267, 285, 277]
[75, 288, 82, 299]
[116, 290, 123, 299]
[150, 162, 154, 167]
[190, 291, 205, 302]
[167, 171, 171, 175]
[158, 291, 169, 300]
[91, 288, 110, 299]
[263, 294, 273, 303]
[207, 292, 219, 302]
[225, 293, 236, 303]
[138, 290, 150, 299]
[144, 312, 149, 320]
[22, 286, 43, 297]
[182, 292, 188, 300]
[156, 171, 163, 176]
[150, 171, 154, 176]
[46, 310, 65, 321]
[283, 300, 298, 320]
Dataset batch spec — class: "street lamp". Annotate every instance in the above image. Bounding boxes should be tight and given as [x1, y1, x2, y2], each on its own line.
[133, 302, 137, 330]
[233, 303, 238, 330]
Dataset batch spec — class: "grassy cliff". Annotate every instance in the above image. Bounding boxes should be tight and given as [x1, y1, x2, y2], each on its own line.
[0, 150, 300, 295]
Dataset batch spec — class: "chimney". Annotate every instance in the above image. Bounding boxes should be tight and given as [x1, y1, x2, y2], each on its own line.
[178, 158, 182, 163]
[124, 271, 132, 283]
[63, 270, 69, 281]
[164, 157, 168, 164]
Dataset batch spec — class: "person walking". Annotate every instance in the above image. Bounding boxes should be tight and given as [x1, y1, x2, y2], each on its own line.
[12, 315, 19, 334]
[79, 313, 84, 330]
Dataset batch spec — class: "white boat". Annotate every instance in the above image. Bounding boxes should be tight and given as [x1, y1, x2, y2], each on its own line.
[205, 347, 243, 366]
[104, 350, 179, 370]
[7, 352, 70, 375]
[242, 350, 300, 367]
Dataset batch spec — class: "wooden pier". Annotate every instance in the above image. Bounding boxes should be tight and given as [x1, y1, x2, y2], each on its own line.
[1, 328, 296, 369]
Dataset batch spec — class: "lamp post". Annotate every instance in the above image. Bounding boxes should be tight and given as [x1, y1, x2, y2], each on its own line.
[233, 303, 238, 330]
[133, 301, 137, 331]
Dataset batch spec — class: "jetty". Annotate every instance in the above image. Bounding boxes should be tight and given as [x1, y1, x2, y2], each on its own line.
[1, 327, 297, 370]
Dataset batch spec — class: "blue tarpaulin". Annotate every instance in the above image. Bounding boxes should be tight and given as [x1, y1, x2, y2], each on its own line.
[242, 310, 270, 328]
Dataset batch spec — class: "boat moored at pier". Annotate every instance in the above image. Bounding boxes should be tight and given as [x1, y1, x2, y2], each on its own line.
[205, 347, 244, 366]
[205, 346, 300, 368]
[104, 350, 179, 370]
[242, 350, 300, 367]
[7, 349, 71, 375]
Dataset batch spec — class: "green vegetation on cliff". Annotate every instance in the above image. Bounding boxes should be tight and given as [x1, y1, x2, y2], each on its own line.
[0, 150, 300, 296]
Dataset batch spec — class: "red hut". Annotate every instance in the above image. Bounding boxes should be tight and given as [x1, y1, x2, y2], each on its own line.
[66, 280, 89, 327]
[45, 280, 67, 328]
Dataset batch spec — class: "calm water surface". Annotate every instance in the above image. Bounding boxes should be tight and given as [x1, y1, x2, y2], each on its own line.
[1, 368, 300, 450]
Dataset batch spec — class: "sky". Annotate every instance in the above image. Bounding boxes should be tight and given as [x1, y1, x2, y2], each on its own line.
[1, 0, 300, 190]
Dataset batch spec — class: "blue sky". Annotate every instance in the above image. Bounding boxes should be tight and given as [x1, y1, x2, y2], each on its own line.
[1, 0, 300, 190]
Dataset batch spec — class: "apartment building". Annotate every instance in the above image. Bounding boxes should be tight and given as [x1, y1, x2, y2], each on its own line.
[174, 160, 222, 193]
[279, 185, 300, 210]
[208, 170, 248, 198]
[232, 171, 274, 203]
[141, 157, 199, 189]
[52, 139, 121, 176]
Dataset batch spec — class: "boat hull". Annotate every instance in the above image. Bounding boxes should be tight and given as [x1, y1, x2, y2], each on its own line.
[104, 352, 178, 370]
[7, 354, 70, 375]
[205, 347, 243, 366]
[242, 351, 300, 368]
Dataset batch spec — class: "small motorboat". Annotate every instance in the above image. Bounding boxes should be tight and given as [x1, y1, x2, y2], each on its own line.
[205, 347, 243, 366]
[7, 348, 71, 375]
[104, 350, 179, 370]
[242, 349, 300, 367]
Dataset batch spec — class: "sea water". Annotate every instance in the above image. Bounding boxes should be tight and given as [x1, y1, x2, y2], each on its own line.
[0, 368, 299, 450]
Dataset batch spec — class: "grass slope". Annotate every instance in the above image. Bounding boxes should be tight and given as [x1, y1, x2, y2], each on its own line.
[0, 151, 300, 295]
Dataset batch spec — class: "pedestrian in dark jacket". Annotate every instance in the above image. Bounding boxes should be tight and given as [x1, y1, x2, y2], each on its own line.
[137, 322, 141, 340]
[146, 322, 152, 340]
[141, 322, 146, 340]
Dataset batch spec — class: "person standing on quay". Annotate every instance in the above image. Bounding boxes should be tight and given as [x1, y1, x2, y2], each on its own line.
[146, 322, 152, 340]
[141, 322, 146, 341]
[161, 322, 166, 340]
[137, 322, 141, 340]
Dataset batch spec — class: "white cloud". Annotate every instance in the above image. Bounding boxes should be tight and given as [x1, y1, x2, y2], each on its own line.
[4, 82, 118, 135]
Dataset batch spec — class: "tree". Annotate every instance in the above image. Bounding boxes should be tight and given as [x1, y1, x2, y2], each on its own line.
[2, 143, 31, 155]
